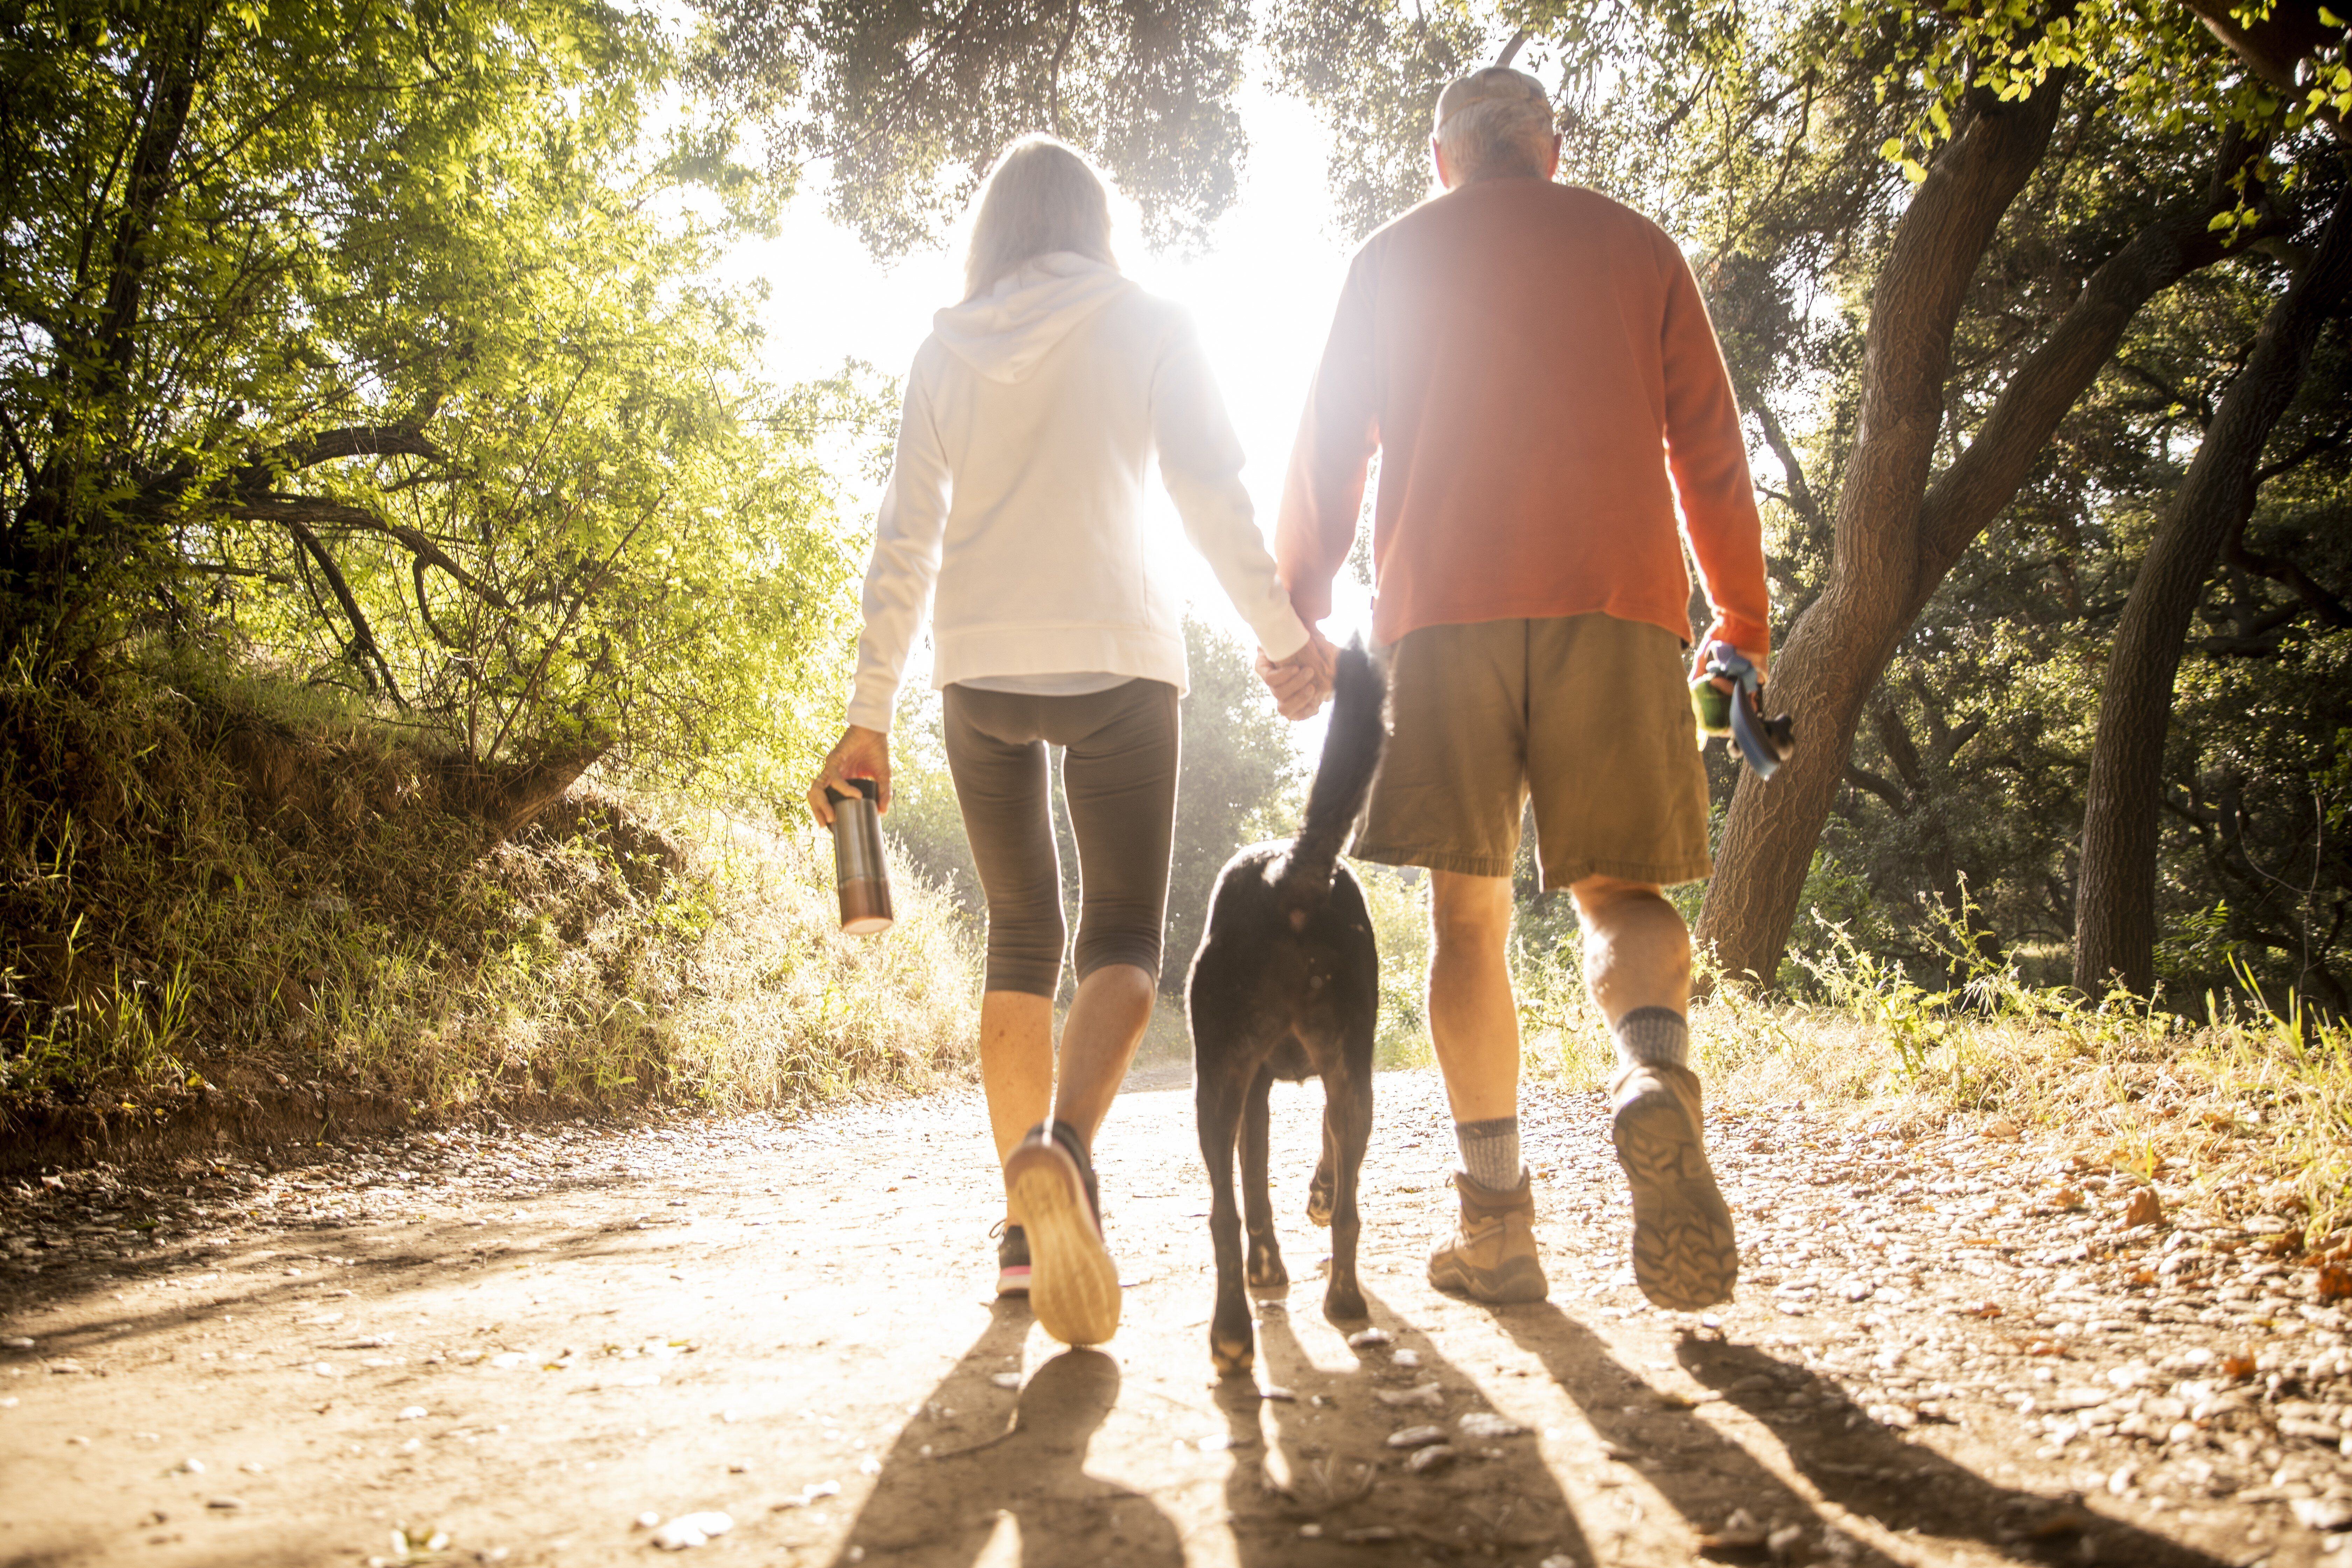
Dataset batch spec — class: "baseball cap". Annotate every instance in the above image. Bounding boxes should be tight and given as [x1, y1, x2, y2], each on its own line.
[1432, 66, 1553, 136]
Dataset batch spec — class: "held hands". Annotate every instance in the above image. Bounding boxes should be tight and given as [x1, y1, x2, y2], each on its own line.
[1256, 628, 1339, 721]
[807, 725, 891, 827]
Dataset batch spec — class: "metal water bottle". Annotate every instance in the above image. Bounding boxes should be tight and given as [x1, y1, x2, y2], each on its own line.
[825, 777, 894, 935]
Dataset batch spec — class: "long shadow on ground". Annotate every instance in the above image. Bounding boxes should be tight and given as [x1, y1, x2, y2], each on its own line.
[828, 1303, 1182, 1568]
[1460, 1303, 2228, 1567]
[1214, 1285, 1595, 1563]
[1673, 1333, 2232, 1567]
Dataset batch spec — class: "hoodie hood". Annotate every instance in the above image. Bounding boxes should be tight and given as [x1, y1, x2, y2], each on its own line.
[932, 252, 1132, 384]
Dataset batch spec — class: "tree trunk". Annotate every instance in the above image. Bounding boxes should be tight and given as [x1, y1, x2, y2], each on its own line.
[1694, 89, 2246, 985]
[2071, 182, 2352, 995]
[1695, 78, 2071, 983]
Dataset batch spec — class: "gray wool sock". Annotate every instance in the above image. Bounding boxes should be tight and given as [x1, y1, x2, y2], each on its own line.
[1613, 1006, 1689, 1070]
[1455, 1116, 1523, 1192]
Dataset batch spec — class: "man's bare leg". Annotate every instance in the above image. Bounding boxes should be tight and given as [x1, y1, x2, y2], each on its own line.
[1566, 874, 1691, 1028]
[1424, 869, 1545, 1302]
[1569, 874, 1737, 1309]
[1427, 870, 1521, 1124]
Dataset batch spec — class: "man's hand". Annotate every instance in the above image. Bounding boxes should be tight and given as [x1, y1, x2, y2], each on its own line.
[1258, 629, 1338, 721]
[1697, 644, 1769, 695]
[807, 725, 891, 827]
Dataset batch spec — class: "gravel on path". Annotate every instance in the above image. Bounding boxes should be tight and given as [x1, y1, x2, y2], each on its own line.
[0, 1066, 2346, 1566]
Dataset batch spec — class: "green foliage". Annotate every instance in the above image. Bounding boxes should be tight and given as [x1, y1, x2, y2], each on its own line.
[1, 0, 856, 797]
[689, 0, 1253, 258]
[1355, 862, 1436, 1068]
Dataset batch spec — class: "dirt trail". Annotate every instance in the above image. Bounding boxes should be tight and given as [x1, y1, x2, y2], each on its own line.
[3, 1065, 2348, 1567]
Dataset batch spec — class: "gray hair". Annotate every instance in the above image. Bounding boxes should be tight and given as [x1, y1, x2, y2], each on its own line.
[1432, 67, 1556, 182]
[963, 135, 1118, 301]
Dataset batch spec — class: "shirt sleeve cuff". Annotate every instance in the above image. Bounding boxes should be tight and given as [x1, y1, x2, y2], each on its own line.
[1257, 603, 1311, 663]
[844, 686, 896, 734]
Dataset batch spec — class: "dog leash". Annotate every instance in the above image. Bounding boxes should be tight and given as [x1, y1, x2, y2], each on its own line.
[1690, 641, 1795, 780]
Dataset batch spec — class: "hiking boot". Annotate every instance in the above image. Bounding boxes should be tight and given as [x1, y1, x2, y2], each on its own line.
[1610, 1061, 1739, 1310]
[991, 1220, 1030, 1298]
[1003, 1120, 1120, 1345]
[1427, 1170, 1548, 1304]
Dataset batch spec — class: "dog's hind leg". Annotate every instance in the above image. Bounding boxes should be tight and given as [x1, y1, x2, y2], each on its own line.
[1195, 1069, 1256, 1376]
[1320, 1052, 1373, 1324]
[1240, 1064, 1287, 1291]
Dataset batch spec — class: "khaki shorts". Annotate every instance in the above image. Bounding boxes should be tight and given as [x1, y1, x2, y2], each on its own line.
[1355, 614, 1713, 889]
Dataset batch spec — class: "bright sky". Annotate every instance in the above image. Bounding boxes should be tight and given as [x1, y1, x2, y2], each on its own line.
[722, 65, 1384, 664]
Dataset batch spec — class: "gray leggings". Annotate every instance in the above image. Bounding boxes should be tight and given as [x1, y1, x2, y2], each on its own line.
[941, 679, 1179, 996]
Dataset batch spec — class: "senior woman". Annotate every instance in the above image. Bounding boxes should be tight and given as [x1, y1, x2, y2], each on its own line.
[807, 136, 1319, 1349]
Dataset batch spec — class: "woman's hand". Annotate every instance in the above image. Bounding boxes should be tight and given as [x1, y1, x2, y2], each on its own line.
[1257, 629, 1338, 721]
[807, 725, 892, 827]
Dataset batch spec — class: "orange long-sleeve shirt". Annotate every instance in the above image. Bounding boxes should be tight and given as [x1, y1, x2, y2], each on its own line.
[1275, 177, 1771, 666]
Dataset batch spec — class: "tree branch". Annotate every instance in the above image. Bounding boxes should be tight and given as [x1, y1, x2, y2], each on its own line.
[232, 496, 511, 612]
[281, 516, 402, 706]
[268, 424, 444, 471]
[1911, 140, 2255, 598]
[1844, 764, 1909, 811]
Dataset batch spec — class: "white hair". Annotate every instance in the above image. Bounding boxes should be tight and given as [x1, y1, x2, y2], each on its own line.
[1433, 69, 1556, 182]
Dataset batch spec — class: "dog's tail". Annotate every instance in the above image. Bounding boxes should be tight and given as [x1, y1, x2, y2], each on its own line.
[1278, 638, 1386, 899]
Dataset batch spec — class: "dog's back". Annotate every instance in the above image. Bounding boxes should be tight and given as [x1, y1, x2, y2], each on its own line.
[1188, 642, 1385, 1373]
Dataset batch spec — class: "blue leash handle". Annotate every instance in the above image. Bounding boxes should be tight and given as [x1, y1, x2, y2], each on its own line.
[1702, 641, 1793, 780]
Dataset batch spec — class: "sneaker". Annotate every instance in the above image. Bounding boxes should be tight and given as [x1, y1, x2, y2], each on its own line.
[1427, 1170, 1548, 1304]
[991, 1220, 1030, 1297]
[1610, 1061, 1738, 1310]
[1003, 1120, 1120, 1345]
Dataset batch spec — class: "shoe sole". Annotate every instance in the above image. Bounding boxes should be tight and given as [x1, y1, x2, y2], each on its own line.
[1005, 1146, 1120, 1345]
[1613, 1089, 1739, 1310]
[996, 1266, 1030, 1298]
[1427, 1249, 1548, 1305]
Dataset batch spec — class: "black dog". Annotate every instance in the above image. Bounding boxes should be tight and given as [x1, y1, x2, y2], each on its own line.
[1187, 642, 1385, 1376]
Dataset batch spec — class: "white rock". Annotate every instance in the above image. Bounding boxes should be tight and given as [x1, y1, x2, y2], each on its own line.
[1458, 1411, 1527, 1440]
[1385, 1424, 1447, 1449]
[635, 1512, 661, 1528]
[1376, 1382, 1444, 1409]
[488, 1352, 525, 1369]
[1405, 1443, 1456, 1474]
[650, 1510, 734, 1550]
[1346, 1328, 1392, 1349]
[2, 1337, 32, 1350]
[1392, 1350, 1421, 1369]
[396, 1406, 427, 1421]
[175, 1457, 205, 1474]
[2291, 1496, 2352, 1532]
[989, 1372, 1022, 1389]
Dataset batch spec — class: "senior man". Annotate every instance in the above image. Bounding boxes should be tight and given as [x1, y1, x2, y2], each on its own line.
[1264, 66, 1771, 1311]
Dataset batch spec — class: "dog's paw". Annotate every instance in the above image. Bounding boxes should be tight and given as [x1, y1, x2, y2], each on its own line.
[1323, 1277, 1367, 1323]
[1306, 1164, 1335, 1228]
[1210, 1324, 1256, 1377]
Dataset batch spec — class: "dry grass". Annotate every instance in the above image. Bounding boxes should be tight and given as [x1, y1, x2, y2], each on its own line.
[0, 657, 980, 1125]
[1513, 920, 2352, 1242]
[1353, 871, 2350, 1241]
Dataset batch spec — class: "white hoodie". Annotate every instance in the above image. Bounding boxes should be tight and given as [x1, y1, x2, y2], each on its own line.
[844, 253, 1309, 732]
